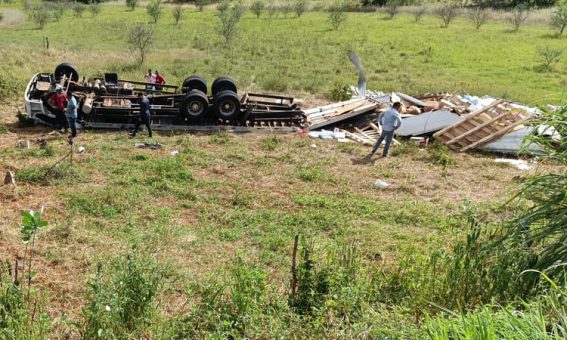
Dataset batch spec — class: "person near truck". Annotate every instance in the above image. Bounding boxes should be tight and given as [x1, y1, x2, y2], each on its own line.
[369, 102, 402, 158]
[145, 69, 156, 91]
[154, 71, 166, 91]
[66, 89, 78, 138]
[49, 86, 69, 132]
[130, 92, 153, 138]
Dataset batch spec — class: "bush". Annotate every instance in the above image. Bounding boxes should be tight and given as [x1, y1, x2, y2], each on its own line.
[217, 1, 244, 46]
[127, 24, 154, 65]
[126, 0, 138, 11]
[73, 2, 87, 17]
[536, 46, 563, 71]
[509, 4, 529, 31]
[328, 2, 347, 30]
[250, 0, 265, 18]
[81, 251, 163, 338]
[434, 2, 460, 28]
[551, 0, 567, 37]
[467, 7, 490, 30]
[384, 0, 400, 19]
[294, 0, 308, 17]
[327, 81, 352, 101]
[30, 8, 51, 29]
[146, 0, 163, 23]
[173, 5, 183, 25]
[89, 2, 101, 17]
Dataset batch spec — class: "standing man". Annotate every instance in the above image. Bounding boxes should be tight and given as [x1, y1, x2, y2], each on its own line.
[49, 86, 68, 132]
[154, 71, 166, 92]
[66, 89, 78, 138]
[145, 69, 156, 91]
[130, 92, 153, 138]
[369, 102, 402, 158]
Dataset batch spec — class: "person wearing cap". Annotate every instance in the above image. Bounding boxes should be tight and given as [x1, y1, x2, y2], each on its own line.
[66, 89, 78, 138]
[130, 92, 153, 138]
[50, 86, 69, 132]
[369, 102, 402, 158]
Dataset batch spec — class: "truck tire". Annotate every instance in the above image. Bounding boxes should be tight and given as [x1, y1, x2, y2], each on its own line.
[213, 90, 241, 120]
[54, 63, 79, 82]
[211, 76, 237, 96]
[180, 90, 209, 120]
[181, 75, 207, 94]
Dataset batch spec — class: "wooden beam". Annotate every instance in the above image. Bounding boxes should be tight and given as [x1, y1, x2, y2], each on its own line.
[461, 119, 528, 151]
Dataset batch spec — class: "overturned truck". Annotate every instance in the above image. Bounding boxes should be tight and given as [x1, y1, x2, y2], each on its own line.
[24, 63, 306, 131]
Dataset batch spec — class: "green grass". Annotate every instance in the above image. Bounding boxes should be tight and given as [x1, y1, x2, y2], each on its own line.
[1, 3, 567, 104]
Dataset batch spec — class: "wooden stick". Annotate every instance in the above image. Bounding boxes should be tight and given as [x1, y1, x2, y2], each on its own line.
[291, 235, 299, 299]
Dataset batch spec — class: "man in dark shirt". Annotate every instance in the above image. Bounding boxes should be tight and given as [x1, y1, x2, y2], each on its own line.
[130, 92, 153, 138]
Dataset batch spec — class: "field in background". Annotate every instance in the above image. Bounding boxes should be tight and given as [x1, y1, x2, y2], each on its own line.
[0, 1, 567, 105]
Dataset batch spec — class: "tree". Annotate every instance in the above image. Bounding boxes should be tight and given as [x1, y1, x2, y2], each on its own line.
[73, 2, 87, 17]
[217, 1, 243, 45]
[195, 0, 209, 12]
[411, 4, 426, 22]
[294, 0, 308, 18]
[128, 24, 154, 65]
[31, 8, 51, 29]
[146, 0, 163, 24]
[89, 1, 101, 17]
[52, 4, 65, 22]
[385, 0, 400, 19]
[126, 0, 138, 11]
[434, 2, 460, 28]
[173, 5, 183, 25]
[251, 0, 265, 18]
[509, 4, 529, 31]
[467, 7, 490, 29]
[329, 2, 347, 30]
[551, 0, 567, 37]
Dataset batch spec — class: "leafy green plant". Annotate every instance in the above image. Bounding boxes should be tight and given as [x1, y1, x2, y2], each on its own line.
[173, 5, 183, 25]
[250, 0, 265, 18]
[536, 46, 562, 72]
[73, 2, 87, 17]
[128, 24, 154, 65]
[328, 2, 347, 31]
[209, 130, 231, 144]
[81, 251, 163, 338]
[19, 209, 47, 291]
[294, 0, 308, 18]
[146, 0, 163, 24]
[551, 0, 567, 38]
[217, 1, 244, 45]
[126, 0, 138, 11]
[261, 135, 280, 151]
[327, 81, 352, 101]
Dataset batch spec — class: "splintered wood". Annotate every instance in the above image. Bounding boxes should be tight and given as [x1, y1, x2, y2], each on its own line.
[305, 98, 377, 130]
[433, 99, 532, 151]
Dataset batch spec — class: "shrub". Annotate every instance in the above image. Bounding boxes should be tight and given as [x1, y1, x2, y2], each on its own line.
[126, 0, 138, 11]
[81, 251, 163, 338]
[327, 81, 352, 101]
[52, 4, 65, 21]
[467, 7, 490, 30]
[434, 2, 460, 28]
[217, 1, 244, 46]
[509, 4, 529, 31]
[146, 0, 163, 23]
[250, 0, 265, 18]
[88, 2, 101, 17]
[73, 2, 87, 17]
[173, 5, 183, 25]
[411, 5, 426, 22]
[294, 0, 308, 17]
[195, 0, 209, 11]
[536, 46, 563, 71]
[384, 0, 400, 19]
[328, 2, 347, 30]
[30, 8, 51, 29]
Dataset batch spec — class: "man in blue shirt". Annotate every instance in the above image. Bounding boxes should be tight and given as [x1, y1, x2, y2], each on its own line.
[369, 102, 402, 158]
[66, 89, 78, 138]
[130, 92, 153, 138]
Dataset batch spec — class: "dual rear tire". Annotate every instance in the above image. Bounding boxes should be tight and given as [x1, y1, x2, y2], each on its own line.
[179, 76, 240, 121]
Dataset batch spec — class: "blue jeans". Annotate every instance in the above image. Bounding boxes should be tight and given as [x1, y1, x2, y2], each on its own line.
[371, 130, 395, 156]
[68, 117, 77, 137]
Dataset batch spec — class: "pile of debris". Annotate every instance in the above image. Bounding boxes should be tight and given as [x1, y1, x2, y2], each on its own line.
[303, 88, 554, 154]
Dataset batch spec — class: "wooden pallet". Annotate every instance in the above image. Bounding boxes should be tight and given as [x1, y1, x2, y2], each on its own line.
[433, 99, 531, 151]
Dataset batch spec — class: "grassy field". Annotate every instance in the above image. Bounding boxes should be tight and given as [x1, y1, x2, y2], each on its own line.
[1, 1, 567, 105]
[1, 1, 566, 339]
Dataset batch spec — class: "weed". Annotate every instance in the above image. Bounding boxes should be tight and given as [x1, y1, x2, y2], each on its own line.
[209, 130, 231, 145]
[0, 124, 9, 134]
[81, 250, 163, 338]
[261, 135, 280, 151]
[428, 141, 456, 168]
[391, 140, 419, 157]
